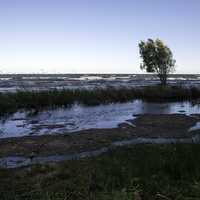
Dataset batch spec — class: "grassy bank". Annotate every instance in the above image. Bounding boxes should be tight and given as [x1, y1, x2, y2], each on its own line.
[0, 144, 200, 200]
[0, 85, 200, 116]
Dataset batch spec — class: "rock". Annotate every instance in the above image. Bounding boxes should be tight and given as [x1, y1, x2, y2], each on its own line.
[134, 191, 141, 200]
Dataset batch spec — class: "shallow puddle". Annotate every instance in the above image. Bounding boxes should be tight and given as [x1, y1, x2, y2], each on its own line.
[0, 147, 109, 169]
[0, 100, 200, 138]
[189, 122, 200, 132]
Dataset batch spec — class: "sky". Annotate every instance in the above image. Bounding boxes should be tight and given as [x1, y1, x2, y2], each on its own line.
[0, 0, 200, 74]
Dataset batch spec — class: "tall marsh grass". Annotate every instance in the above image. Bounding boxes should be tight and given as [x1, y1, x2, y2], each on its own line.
[0, 85, 199, 116]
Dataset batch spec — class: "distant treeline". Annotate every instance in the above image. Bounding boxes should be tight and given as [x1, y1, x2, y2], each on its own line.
[0, 85, 200, 116]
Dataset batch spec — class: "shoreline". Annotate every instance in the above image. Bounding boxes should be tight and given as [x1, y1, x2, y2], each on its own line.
[0, 114, 199, 159]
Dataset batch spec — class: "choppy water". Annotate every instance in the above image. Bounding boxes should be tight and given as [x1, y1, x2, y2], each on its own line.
[0, 74, 199, 92]
[0, 100, 199, 138]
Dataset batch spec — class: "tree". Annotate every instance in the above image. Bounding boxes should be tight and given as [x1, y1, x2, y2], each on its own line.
[139, 38, 176, 85]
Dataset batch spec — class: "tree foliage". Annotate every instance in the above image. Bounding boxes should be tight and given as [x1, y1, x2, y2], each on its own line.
[139, 38, 176, 85]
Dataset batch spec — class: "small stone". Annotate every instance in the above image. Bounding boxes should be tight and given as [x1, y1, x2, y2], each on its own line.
[133, 191, 141, 200]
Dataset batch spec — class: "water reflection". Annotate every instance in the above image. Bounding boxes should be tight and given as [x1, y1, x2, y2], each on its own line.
[140, 102, 171, 114]
[0, 100, 200, 138]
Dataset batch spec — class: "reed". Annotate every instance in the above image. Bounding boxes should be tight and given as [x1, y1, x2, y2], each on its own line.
[0, 85, 199, 116]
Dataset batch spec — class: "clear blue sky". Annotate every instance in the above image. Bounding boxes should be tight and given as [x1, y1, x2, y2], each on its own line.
[0, 0, 199, 74]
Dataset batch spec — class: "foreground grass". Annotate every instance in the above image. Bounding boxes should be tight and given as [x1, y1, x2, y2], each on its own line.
[0, 85, 200, 116]
[1, 144, 200, 200]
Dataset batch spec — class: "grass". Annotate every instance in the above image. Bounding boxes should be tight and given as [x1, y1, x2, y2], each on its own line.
[0, 144, 200, 199]
[0, 85, 200, 116]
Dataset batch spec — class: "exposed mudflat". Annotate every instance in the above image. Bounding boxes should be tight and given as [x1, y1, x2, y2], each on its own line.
[0, 114, 199, 159]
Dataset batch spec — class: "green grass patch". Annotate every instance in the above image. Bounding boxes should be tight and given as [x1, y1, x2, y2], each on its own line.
[1, 144, 200, 199]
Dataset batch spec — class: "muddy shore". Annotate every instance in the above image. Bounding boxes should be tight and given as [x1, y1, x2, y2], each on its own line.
[0, 114, 199, 158]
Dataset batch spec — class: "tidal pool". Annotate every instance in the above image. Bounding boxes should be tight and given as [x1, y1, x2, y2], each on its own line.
[0, 100, 199, 138]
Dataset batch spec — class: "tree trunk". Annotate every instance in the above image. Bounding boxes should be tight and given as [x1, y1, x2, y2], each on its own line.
[158, 74, 167, 85]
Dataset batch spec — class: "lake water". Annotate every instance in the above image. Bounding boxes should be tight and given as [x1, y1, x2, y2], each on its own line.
[0, 74, 200, 92]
